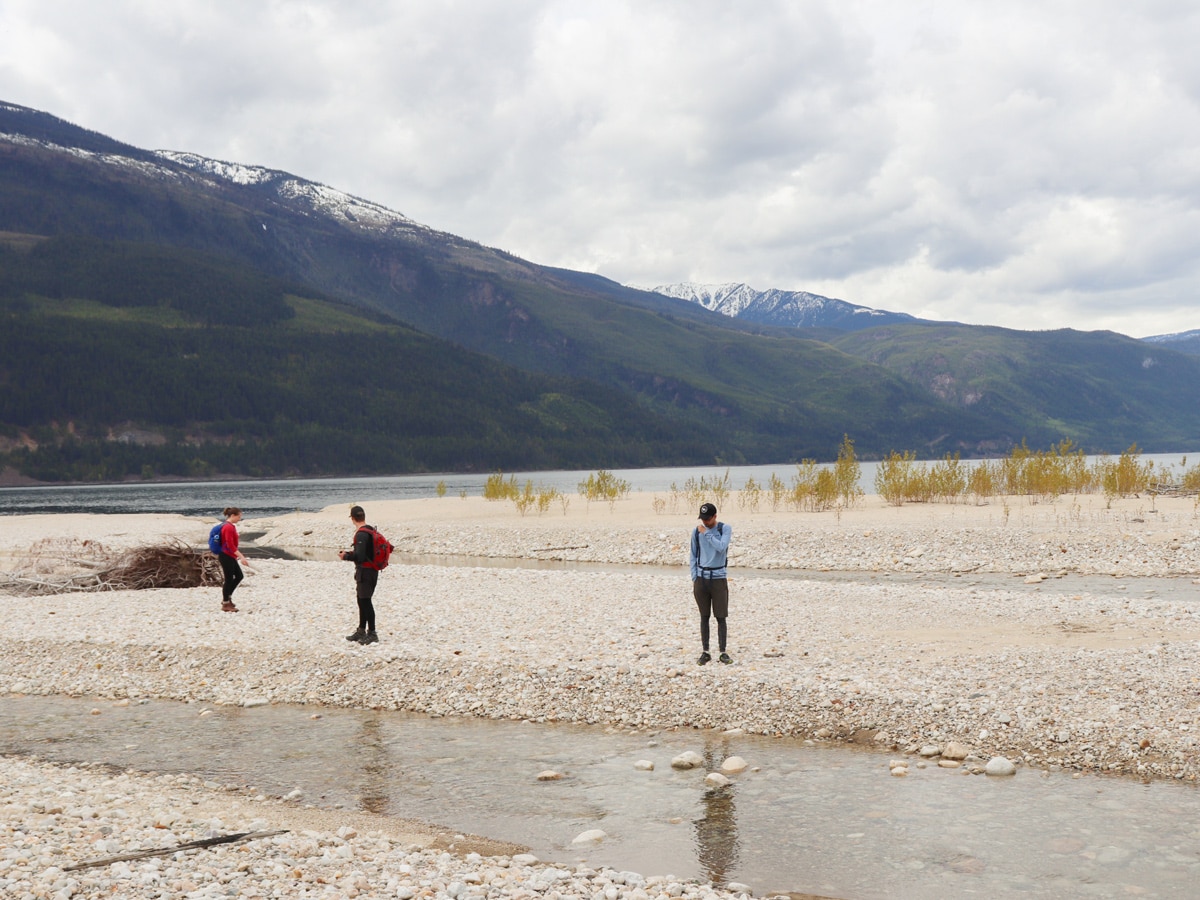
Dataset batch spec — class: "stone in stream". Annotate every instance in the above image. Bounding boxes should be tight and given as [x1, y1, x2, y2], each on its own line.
[705, 772, 731, 787]
[719, 755, 748, 774]
[633, 759, 655, 771]
[572, 828, 607, 844]
[536, 770, 564, 781]
[671, 751, 703, 769]
[941, 742, 970, 760]
[985, 756, 1017, 776]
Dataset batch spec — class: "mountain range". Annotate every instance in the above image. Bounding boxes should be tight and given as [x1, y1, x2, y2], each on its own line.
[2, 99, 1199, 482]
[647, 282, 929, 331]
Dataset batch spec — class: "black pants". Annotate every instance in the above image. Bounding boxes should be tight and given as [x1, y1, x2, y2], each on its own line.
[218, 553, 243, 601]
[693, 576, 729, 652]
[355, 567, 378, 631]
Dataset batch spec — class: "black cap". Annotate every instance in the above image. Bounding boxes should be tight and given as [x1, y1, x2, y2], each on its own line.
[699, 503, 717, 519]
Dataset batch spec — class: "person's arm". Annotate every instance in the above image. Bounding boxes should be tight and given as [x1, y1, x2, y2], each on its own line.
[344, 527, 373, 563]
[221, 522, 244, 560]
[702, 523, 732, 554]
[688, 528, 700, 579]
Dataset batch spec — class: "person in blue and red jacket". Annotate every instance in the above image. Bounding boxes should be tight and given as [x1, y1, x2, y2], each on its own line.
[217, 507, 247, 612]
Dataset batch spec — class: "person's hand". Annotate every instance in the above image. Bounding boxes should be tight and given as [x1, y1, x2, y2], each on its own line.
[697, 523, 708, 533]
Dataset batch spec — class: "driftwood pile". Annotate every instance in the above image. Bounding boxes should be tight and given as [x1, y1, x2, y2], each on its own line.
[0, 537, 224, 596]
[1150, 481, 1200, 498]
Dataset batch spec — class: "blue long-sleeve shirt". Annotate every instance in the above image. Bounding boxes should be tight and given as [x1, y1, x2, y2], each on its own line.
[689, 522, 731, 580]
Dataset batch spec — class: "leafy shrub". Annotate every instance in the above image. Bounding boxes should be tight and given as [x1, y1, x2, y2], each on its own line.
[1098, 444, 1154, 500]
[834, 435, 864, 508]
[875, 450, 918, 506]
[578, 469, 631, 509]
[483, 471, 519, 501]
[738, 476, 762, 513]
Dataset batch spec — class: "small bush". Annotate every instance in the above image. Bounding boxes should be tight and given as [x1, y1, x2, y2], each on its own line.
[483, 471, 519, 501]
[834, 435, 864, 508]
[578, 470, 631, 509]
[738, 477, 762, 513]
[1098, 444, 1154, 500]
[875, 450, 918, 506]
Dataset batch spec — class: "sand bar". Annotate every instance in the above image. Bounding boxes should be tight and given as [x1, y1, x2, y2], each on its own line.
[2, 492, 1199, 897]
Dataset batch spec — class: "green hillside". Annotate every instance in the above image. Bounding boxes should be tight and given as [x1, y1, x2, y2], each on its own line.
[831, 324, 1200, 451]
[0, 238, 705, 481]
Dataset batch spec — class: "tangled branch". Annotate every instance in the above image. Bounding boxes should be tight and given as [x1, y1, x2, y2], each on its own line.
[1, 539, 223, 596]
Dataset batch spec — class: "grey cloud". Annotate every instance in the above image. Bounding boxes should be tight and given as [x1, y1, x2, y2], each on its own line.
[2, 0, 1200, 335]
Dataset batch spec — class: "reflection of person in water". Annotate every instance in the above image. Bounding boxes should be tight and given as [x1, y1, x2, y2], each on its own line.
[358, 717, 389, 815]
[694, 742, 740, 885]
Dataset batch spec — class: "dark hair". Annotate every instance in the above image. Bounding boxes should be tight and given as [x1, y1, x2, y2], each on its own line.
[223, 507, 241, 518]
[349, 505, 366, 521]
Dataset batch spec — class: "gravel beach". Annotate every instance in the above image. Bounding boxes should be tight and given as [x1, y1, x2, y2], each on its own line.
[3, 492, 1199, 897]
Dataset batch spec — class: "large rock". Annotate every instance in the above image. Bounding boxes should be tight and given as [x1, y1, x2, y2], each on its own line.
[671, 751, 704, 769]
[719, 755, 748, 774]
[985, 756, 1017, 776]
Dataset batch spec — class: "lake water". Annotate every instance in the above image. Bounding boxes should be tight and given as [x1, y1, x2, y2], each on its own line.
[0, 453, 1195, 518]
[3, 694, 1198, 898]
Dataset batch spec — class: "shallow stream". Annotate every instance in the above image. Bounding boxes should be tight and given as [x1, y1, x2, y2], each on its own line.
[3, 694, 1198, 898]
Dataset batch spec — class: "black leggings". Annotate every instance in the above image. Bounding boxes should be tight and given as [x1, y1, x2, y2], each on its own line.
[700, 617, 728, 653]
[356, 567, 378, 631]
[218, 553, 244, 600]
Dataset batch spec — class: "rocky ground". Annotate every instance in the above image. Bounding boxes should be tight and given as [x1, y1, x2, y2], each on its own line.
[2, 493, 1200, 898]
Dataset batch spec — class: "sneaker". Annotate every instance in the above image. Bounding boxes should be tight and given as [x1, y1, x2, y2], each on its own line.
[221, 601, 238, 612]
[718, 652, 733, 665]
[361, 631, 379, 644]
[697, 651, 711, 666]
[345, 629, 365, 642]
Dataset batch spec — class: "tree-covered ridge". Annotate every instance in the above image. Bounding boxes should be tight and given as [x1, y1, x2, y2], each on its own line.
[0, 236, 300, 326]
[0, 240, 707, 481]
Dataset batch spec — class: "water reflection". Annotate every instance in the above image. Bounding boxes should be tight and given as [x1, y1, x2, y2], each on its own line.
[358, 717, 389, 815]
[695, 740, 739, 886]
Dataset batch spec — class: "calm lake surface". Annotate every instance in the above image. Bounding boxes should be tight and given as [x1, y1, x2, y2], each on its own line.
[1, 454, 1195, 517]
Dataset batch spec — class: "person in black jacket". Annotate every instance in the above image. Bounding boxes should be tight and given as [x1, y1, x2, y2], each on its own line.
[340, 505, 381, 644]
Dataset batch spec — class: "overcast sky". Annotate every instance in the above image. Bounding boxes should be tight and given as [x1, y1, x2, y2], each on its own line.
[3, 1, 1199, 337]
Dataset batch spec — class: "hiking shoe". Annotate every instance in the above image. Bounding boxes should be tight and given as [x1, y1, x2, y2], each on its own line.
[221, 601, 238, 612]
[698, 651, 711, 666]
[345, 629, 365, 642]
[361, 631, 379, 644]
[718, 652, 733, 665]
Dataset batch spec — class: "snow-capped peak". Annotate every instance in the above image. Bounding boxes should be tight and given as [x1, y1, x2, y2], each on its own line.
[644, 281, 923, 332]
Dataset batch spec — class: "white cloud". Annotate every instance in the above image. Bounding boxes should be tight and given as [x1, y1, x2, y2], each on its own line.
[2, 0, 1200, 336]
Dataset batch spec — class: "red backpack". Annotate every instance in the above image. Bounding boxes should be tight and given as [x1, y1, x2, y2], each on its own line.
[357, 525, 393, 570]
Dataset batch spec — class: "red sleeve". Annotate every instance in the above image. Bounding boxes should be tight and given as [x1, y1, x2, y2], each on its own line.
[220, 522, 239, 555]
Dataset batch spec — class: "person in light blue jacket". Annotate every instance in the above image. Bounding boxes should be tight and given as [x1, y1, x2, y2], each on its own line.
[689, 502, 733, 665]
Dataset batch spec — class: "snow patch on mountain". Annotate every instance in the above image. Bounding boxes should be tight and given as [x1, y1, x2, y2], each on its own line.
[0, 126, 427, 240]
[0, 131, 156, 175]
[156, 150, 425, 235]
[1143, 328, 1200, 343]
[154, 151, 280, 186]
[647, 282, 922, 331]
